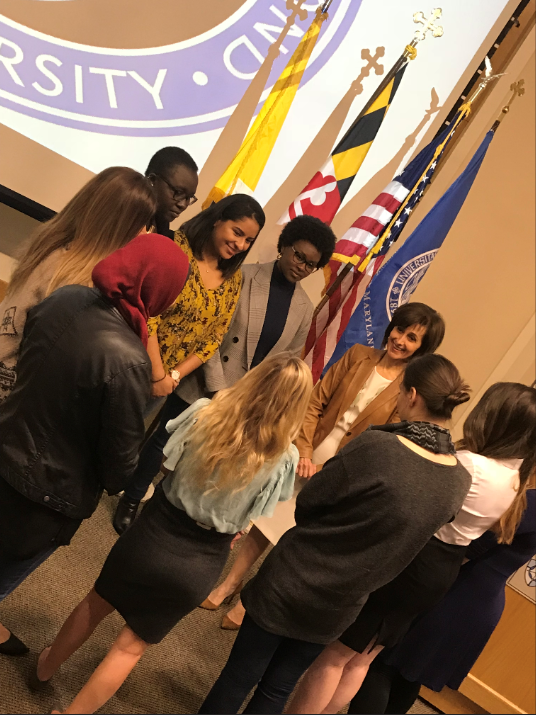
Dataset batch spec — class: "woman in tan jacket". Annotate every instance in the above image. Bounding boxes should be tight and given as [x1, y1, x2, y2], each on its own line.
[201, 302, 446, 629]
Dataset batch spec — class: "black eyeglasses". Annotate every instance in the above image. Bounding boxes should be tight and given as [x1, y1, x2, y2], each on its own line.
[290, 245, 319, 273]
[151, 174, 198, 206]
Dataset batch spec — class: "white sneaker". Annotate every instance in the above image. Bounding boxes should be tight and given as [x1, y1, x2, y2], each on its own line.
[140, 482, 155, 503]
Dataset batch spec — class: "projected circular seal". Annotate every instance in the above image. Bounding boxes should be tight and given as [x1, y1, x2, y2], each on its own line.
[0, 0, 361, 136]
[525, 557, 536, 588]
[0, 0, 245, 47]
[386, 250, 439, 321]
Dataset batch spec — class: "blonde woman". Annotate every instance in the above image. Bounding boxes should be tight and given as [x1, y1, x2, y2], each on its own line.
[0, 166, 157, 403]
[33, 354, 313, 715]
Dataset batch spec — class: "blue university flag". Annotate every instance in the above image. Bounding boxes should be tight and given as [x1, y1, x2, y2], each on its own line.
[326, 130, 495, 365]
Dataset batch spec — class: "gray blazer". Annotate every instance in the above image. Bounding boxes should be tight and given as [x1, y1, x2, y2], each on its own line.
[177, 261, 313, 403]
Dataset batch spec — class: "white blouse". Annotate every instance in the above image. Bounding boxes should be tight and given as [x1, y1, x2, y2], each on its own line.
[435, 451, 522, 546]
[312, 367, 393, 466]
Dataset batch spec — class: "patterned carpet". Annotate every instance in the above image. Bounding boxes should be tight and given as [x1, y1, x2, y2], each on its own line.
[0, 493, 439, 714]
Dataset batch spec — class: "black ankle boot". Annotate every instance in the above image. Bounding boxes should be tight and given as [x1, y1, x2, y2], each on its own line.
[0, 631, 29, 656]
[113, 496, 140, 536]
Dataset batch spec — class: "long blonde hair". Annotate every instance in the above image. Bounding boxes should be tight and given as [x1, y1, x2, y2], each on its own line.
[182, 354, 313, 492]
[7, 167, 156, 299]
[456, 382, 536, 544]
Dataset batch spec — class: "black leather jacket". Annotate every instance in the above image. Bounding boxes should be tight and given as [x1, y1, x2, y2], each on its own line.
[0, 286, 151, 520]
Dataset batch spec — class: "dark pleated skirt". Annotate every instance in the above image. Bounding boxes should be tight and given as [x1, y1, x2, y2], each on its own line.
[339, 537, 467, 653]
[381, 558, 507, 691]
[95, 485, 234, 644]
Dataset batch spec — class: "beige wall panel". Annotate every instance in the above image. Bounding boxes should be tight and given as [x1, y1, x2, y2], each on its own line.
[400, 48, 535, 414]
[0, 127, 94, 213]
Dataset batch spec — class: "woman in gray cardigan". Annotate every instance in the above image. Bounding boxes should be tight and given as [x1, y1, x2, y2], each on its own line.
[199, 354, 472, 714]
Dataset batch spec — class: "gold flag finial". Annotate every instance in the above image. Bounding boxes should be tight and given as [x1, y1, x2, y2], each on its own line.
[465, 56, 507, 106]
[507, 79, 526, 103]
[412, 8, 444, 43]
[404, 8, 444, 60]
[492, 79, 525, 130]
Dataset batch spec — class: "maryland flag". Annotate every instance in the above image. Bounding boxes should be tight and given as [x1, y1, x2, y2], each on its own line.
[279, 65, 407, 226]
[203, 7, 329, 208]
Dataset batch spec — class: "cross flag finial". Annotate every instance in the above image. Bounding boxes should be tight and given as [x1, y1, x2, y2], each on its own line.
[510, 79, 526, 98]
[413, 8, 444, 43]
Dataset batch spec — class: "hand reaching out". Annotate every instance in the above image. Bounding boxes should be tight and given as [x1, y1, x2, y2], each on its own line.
[296, 457, 317, 479]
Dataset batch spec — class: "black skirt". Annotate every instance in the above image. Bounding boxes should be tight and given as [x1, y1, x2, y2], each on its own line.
[95, 485, 234, 644]
[339, 537, 467, 653]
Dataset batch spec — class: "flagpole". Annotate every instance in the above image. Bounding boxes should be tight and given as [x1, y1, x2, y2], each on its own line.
[331, 44, 416, 155]
[311, 40, 417, 317]
[314, 57, 511, 319]
[324, 7, 447, 158]
[312, 106, 466, 317]
[311, 9, 445, 318]
[491, 79, 525, 131]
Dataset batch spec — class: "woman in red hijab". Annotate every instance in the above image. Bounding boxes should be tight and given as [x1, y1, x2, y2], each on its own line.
[0, 234, 188, 656]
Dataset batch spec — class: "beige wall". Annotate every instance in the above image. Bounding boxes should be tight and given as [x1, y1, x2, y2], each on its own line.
[0, 0, 521, 215]
[403, 37, 536, 431]
[0, 7, 533, 423]
[294, 29, 536, 434]
[0, 203, 39, 285]
[0, 203, 39, 258]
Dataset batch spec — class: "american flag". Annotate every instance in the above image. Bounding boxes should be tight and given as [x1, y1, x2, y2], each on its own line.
[304, 114, 465, 382]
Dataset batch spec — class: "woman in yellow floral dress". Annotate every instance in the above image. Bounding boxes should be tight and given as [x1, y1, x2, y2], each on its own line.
[113, 194, 265, 534]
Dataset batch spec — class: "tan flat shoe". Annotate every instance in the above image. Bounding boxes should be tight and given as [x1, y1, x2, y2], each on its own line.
[221, 613, 241, 631]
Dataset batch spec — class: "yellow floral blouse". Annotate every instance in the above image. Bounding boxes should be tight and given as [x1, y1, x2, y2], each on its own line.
[147, 230, 242, 372]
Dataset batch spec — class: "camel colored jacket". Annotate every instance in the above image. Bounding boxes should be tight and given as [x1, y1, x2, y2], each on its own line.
[295, 343, 402, 460]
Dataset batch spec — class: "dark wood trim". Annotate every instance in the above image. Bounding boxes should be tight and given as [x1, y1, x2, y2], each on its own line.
[426, 0, 535, 184]
[433, 0, 535, 137]
[0, 184, 55, 223]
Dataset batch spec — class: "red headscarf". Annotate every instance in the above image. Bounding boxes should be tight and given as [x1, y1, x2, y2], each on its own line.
[92, 233, 189, 347]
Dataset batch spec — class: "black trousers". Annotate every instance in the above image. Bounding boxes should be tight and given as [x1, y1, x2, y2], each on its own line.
[199, 613, 324, 714]
[347, 659, 421, 714]
[124, 393, 189, 502]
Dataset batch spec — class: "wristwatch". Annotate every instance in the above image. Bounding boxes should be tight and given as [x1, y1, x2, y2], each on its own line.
[171, 370, 181, 384]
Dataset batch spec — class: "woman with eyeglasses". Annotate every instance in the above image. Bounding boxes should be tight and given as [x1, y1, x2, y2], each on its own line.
[178, 215, 336, 411]
[113, 194, 266, 535]
[203, 302, 447, 631]
[144, 146, 199, 239]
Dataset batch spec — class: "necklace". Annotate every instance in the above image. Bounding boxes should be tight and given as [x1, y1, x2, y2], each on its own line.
[198, 258, 217, 274]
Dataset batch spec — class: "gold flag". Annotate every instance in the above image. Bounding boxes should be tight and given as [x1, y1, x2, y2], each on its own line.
[203, 7, 328, 208]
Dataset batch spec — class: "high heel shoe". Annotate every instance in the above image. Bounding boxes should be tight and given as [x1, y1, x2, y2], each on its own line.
[221, 613, 241, 631]
[199, 581, 243, 611]
[0, 631, 29, 656]
[28, 648, 53, 693]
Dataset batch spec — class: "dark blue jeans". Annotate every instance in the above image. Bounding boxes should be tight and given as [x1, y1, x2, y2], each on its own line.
[199, 613, 325, 714]
[124, 393, 190, 502]
[0, 545, 56, 602]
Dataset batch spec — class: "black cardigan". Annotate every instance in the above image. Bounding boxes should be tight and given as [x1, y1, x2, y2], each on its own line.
[242, 429, 472, 644]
